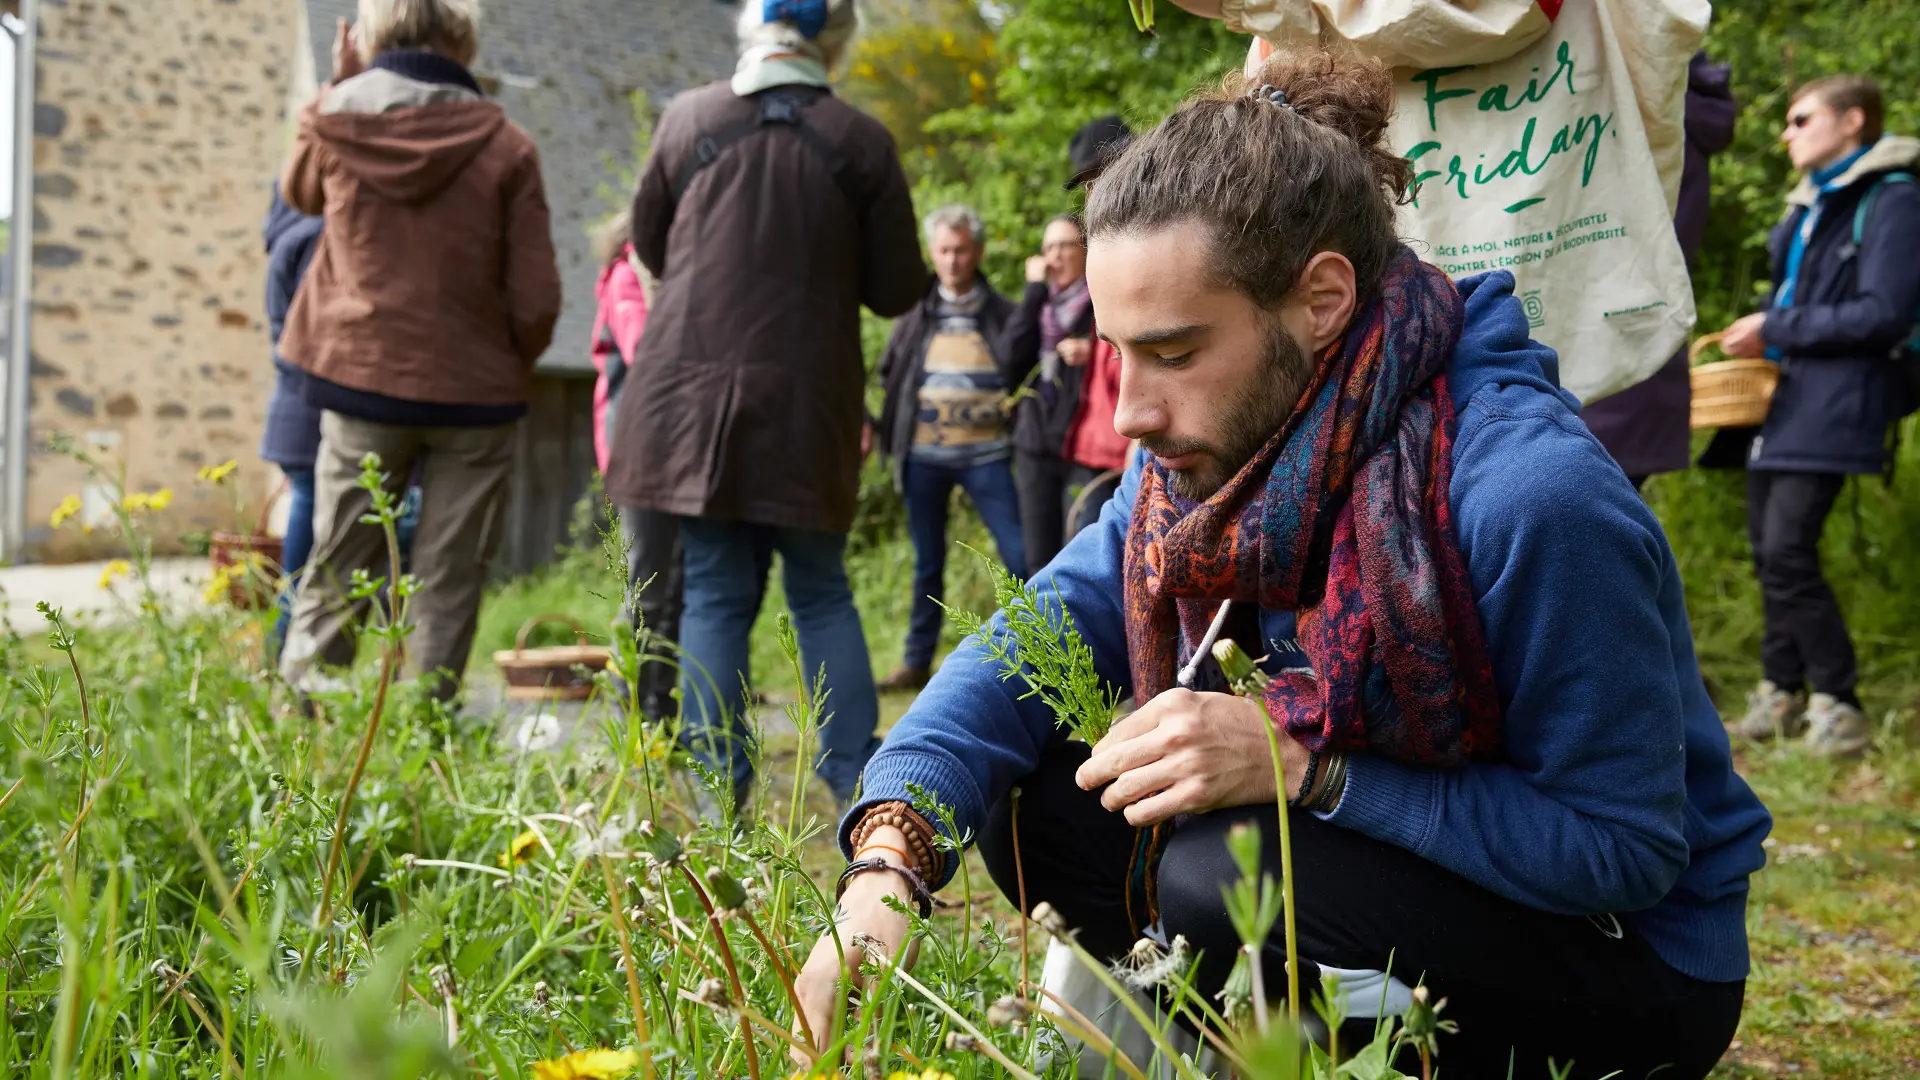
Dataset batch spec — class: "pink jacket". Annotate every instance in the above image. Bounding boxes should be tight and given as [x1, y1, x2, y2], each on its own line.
[591, 245, 650, 475]
[1065, 335, 1131, 472]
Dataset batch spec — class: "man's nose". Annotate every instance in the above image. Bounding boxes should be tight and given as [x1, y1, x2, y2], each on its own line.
[1113, 363, 1162, 441]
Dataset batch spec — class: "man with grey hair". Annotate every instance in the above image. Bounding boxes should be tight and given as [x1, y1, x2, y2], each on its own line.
[605, 0, 923, 813]
[872, 205, 1028, 692]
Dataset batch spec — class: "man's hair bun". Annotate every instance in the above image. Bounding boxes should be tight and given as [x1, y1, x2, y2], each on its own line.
[1085, 46, 1414, 309]
[1224, 50, 1414, 204]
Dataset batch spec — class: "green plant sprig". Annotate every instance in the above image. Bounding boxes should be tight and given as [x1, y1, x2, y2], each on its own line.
[943, 546, 1120, 745]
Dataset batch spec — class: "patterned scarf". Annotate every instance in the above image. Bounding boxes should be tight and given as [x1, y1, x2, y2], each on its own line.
[1120, 247, 1503, 927]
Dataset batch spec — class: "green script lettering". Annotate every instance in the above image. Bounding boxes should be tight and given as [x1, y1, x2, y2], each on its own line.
[1412, 66, 1476, 132]
[1475, 41, 1577, 114]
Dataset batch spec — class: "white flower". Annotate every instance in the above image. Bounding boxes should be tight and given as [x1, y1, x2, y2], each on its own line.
[513, 713, 564, 752]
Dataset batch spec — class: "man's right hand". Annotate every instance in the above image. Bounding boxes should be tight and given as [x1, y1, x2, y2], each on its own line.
[793, 829, 921, 1055]
[1025, 255, 1050, 284]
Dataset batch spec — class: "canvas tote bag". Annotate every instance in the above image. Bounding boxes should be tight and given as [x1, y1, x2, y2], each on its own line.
[1237, 0, 1709, 404]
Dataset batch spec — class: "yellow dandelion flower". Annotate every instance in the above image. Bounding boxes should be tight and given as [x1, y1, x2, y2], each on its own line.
[203, 565, 234, 605]
[123, 492, 151, 512]
[634, 731, 673, 767]
[148, 488, 173, 510]
[968, 69, 988, 96]
[499, 829, 543, 868]
[50, 494, 83, 528]
[886, 1069, 956, 1080]
[198, 460, 239, 484]
[99, 559, 133, 590]
[531, 1047, 639, 1080]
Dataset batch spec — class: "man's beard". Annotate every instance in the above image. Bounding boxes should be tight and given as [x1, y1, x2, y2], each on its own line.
[1148, 323, 1313, 502]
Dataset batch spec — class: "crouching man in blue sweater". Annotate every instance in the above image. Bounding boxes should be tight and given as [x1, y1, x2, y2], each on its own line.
[796, 51, 1770, 1079]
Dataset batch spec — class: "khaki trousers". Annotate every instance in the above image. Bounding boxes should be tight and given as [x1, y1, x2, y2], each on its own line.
[280, 411, 515, 699]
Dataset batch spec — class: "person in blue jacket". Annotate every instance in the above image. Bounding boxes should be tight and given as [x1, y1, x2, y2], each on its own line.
[1719, 75, 1920, 758]
[260, 184, 326, 659]
[795, 51, 1770, 1079]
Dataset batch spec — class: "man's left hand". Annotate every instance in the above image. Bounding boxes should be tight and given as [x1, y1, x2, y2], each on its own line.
[1075, 687, 1309, 825]
[1720, 313, 1768, 359]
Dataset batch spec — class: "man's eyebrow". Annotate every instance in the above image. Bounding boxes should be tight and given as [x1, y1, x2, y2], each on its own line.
[1102, 323, 1208, 347]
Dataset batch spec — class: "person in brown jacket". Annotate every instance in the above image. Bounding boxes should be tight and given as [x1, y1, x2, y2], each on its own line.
[277, 0, 561, 701]
[603, 0, 924, 811]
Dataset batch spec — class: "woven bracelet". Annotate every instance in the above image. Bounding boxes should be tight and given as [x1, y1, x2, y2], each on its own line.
[835, 857, 936, 919]
[1292, 749, 1322, 806]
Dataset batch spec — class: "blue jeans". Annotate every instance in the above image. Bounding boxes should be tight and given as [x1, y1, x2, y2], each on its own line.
[902, 456, 1027, 670]
[676, 518, 879, 800]
[271, 467, 318, 659]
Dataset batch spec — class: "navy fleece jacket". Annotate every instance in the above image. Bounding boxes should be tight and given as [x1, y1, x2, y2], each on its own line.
[843, 271, 1771, 983]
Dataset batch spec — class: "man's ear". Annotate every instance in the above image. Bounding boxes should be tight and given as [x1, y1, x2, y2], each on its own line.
[1296, 251, 1358, 353]
[1839, 106, 1867, 143]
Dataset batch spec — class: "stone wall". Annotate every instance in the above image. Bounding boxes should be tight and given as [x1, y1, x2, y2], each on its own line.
[23, 0, 294, 561]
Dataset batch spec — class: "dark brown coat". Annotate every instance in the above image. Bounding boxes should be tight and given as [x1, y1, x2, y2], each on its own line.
[279, 70, 561, 407]
[603, 82, 924, 532]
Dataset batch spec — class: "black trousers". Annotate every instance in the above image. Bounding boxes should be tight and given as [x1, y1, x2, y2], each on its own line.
[1016, 450, 1123, 578]
[1015, 450, 1070, 577]
[977, 743, 1744, 1080]
[1745, 470, 1856, 701]
[618, 505, 685, 717]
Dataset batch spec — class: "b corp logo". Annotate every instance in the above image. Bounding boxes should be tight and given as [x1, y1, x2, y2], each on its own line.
[1522, 289, 1547, 329]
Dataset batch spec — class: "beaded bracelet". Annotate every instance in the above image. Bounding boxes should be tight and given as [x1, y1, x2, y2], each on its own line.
[849, 801, 945, 882]
[835, 857, 936, 919]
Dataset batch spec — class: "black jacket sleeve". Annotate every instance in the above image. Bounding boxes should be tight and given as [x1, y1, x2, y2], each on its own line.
[999, 282, 1049, 388]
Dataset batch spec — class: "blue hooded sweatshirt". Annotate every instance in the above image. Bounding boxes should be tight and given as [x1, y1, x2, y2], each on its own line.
[843, 271, 1772, 984]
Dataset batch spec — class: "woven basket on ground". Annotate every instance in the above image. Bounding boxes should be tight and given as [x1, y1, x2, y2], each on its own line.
[493, 614, 610, 701]
[1689, 331, 1780, 430]
[208, 479, 288, 609]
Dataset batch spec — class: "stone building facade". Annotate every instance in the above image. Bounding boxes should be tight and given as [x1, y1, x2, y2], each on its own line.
[9, 0, 737, 564]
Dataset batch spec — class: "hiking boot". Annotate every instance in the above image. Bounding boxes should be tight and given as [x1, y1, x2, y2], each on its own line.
[1735, 680, 1807, 741]
[876, 665, 931, 693]
[1803, 694, 1873, 759]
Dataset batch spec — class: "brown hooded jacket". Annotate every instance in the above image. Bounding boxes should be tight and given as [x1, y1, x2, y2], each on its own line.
[279, 67, 561, 410]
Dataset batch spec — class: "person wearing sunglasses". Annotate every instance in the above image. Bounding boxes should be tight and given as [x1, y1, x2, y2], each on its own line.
[1720, 76, 1920, 758]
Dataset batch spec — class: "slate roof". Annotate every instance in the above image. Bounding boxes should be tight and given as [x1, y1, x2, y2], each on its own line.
[303, 0, 739, 374]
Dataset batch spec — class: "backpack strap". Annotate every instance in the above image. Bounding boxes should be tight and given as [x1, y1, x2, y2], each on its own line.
[1852, 171, 1914, 246]
[669, 88, 855, 208]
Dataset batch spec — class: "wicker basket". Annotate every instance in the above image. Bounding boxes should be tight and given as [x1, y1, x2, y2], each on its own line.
[1688, 332, 1780, 430]
[493, 614, 610, 701]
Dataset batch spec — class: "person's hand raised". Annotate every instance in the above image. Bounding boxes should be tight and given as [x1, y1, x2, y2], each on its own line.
[1025, 255, 1050, 284]
[331, 18, 366, 84]
[1057, 337, 1093, 368]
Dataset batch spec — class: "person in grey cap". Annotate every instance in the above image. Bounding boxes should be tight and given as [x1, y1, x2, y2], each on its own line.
[999, 115, 1134, 575]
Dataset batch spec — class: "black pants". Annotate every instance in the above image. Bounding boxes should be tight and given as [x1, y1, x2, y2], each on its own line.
[1016, 450, 1122, 577]
[1015, 450, 1070, 577]
[977, 743, 1744, 1080]
[1745, 470, 1856, 702]
[618, 505, 685, 718]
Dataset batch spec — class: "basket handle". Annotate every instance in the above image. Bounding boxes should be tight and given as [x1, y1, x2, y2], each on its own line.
[1688, 331, 1728, 365]
[254, 472, 291, 537]
[514, 613, 590, 655]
